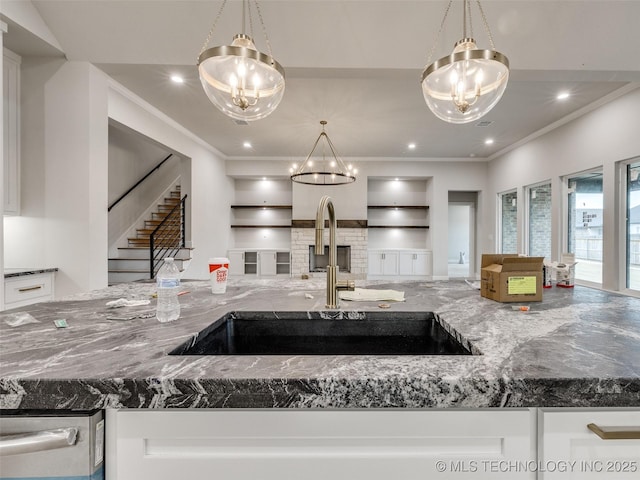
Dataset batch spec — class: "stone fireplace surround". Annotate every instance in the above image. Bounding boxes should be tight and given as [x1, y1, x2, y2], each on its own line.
[291, 226, 367, 279]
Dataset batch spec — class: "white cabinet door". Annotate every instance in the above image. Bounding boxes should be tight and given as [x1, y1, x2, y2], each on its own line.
[368, 251, 385, 276]
[539, 408, 640, 480]
[106, 409, 535, 480]
[399, 251, 432, 276]
[3, 49, 21, 215]
[227, 250, 245, 276]
[413, 251, 432, 276]
[258, 250, 277, 276]
[381, 251, 398, 275]
[399, 251, 414, 275]
[368, 251, 400, 277]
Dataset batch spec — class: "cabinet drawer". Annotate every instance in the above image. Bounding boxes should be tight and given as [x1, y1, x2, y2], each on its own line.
[539, 408, 640, 480]
[4, 273, 54, 308]
[107, 409, 535, 480]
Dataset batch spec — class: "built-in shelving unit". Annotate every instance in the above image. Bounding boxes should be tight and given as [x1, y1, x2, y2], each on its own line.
[366, 205, 430, 228]
[229, 179, 292, 275]
[367, 178, 430, 252]
[230, 205, 293, 228]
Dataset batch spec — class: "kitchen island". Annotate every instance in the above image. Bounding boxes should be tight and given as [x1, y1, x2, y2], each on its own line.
[1, 278, 638, 409]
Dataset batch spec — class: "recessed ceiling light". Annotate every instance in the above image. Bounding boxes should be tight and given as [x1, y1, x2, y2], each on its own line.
[170, 75, 184, 84]
[408, 143, 416, 150]
[243, 141, 252, 148]
[485, 138, 495, 145]
[557, 91, 570, 100]
[394, 178, 400, 181]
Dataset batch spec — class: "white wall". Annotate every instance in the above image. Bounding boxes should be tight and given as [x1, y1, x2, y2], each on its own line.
[1, 22, 6, 309]
[108, 84, 232, 281]
[486, 86, 640, 291]
[46, 62, 109, 295]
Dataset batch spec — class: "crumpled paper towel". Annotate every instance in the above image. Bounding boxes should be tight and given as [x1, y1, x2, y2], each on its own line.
[106, 298, 151, 308]
[339, 288, 405, 302]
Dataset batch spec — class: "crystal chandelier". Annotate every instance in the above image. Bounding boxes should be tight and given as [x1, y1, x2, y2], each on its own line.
[197, 0, 285, 122]
[290, 121, 357, 186]
[421, 0, 509, 124]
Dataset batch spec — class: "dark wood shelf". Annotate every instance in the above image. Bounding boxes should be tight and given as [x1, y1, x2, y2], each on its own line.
[291, 219, 367, 228]
[230, 225, 291, 229]
[367, 205, 429, 210]
[368, 225, 430, 229]
[231, 205, 292, 209]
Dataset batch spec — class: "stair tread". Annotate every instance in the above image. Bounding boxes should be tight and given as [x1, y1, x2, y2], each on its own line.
[117, 246, 193, 250]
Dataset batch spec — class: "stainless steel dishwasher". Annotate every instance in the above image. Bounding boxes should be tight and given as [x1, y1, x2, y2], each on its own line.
[0, 409, 104, 479]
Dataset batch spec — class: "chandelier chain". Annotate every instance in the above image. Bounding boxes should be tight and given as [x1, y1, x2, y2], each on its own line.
[247, 0, 255, 41]
[198, 0, 228, 58]
[254, 0, 275, 60]
[476, 0, 497, 50]
[426, 0, 453, 65]
[466, 0, 474, 39]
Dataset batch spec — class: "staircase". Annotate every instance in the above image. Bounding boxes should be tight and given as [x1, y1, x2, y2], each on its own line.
[108, 186, 191, 284]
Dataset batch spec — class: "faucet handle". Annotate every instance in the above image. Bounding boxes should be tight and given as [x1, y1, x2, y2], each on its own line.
[336, 280, 356, 291]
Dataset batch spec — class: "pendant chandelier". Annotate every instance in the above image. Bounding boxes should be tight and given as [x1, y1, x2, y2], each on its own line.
[421, 0, 509, 124]
[197, 0, 285, 122]
[290, 121, 357, 186]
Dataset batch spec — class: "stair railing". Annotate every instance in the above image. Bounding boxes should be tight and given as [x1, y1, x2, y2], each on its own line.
[149, 194, 188, 279]
[108, 154, 174, 212]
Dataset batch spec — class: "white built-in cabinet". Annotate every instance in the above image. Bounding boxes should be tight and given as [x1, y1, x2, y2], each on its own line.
[538, 408, 640, 479]
[106, 409, 537, 480]
[368, 249, 432, 279]
[3, 48, 21, 215]
[4, 272, 56, 309]
[368, 250, 399, 276]
[227, 249, 290, 276]
[399, 250, 432, 276]
[105, 407, 640, 480]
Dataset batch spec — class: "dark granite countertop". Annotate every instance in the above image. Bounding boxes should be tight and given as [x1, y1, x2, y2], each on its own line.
[0, 278, 638, 409]
[4, 267, 59, 278]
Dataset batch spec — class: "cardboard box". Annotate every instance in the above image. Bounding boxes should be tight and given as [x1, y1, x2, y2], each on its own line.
[552, 253, 578, 288]
[480, 254, 545, 303]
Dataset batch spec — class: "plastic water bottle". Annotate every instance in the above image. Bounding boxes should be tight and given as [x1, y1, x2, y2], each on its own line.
[156, 257, 180, 322]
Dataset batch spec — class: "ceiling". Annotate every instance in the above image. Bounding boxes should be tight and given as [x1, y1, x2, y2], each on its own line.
[3, 1, 640, 161]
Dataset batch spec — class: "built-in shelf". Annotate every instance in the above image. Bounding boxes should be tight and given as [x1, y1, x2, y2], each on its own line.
[368, 225, 430, 229]
[366, 204, 429, 229]
[367, 205, 429, 210]
[291, 220, 367, 229]
[230, 205, 293, 229]
[230, 225, 291, 228]
[231, 205, 292, 209]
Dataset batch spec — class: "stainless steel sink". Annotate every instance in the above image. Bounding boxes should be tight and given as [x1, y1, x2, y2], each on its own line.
[169, 311, 479, 356]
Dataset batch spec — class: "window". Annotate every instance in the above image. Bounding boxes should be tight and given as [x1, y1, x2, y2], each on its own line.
[499, 190, 517, 253]
[626, 160, 640, 291]
[566, 171, 603, 284]
[526, 182, 552, 260]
